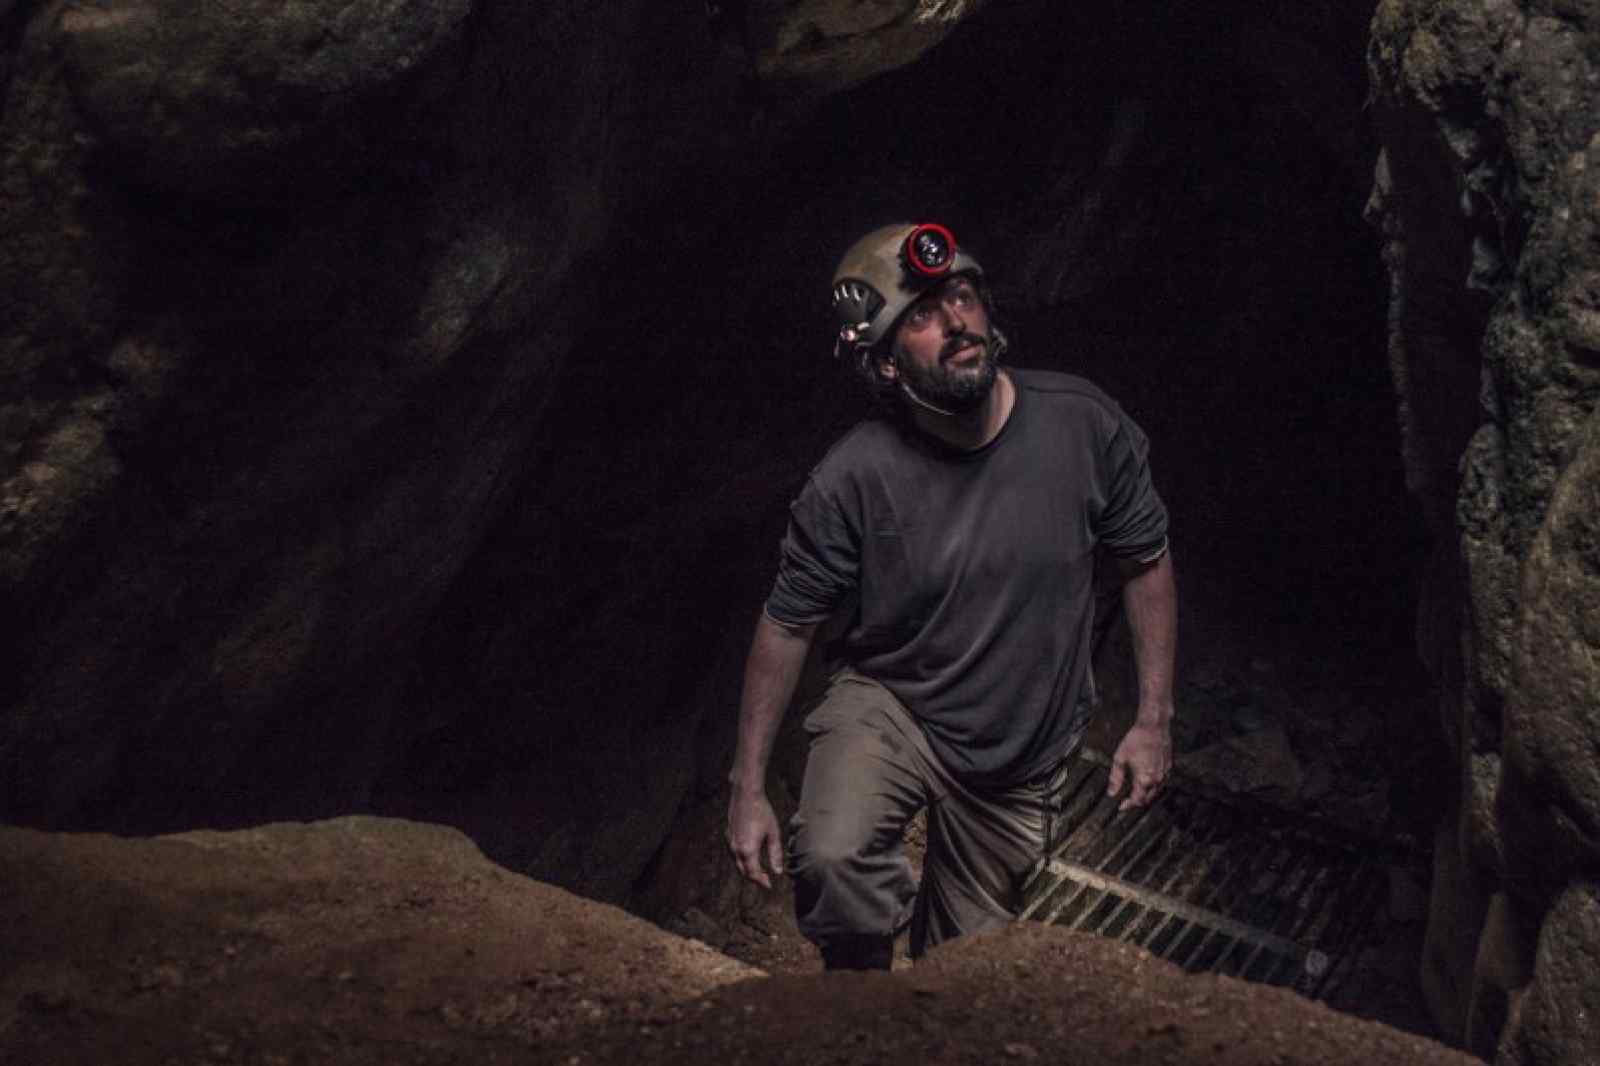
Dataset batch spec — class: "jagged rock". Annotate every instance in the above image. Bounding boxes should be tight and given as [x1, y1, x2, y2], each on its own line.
[1420, 809, 1490, 1046]
[1176, 723, 1304, 805]
[744, 0, 986, 99]
[0, 1, 749, 831]
[56, 0, 473, 201]
[1502, 408, 1600, 910]
[1499, 882, 1600, 1066]
[1368, 0, 1600, 1058]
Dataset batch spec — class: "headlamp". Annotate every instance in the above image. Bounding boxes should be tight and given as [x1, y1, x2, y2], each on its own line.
[902, 223, 957, 278]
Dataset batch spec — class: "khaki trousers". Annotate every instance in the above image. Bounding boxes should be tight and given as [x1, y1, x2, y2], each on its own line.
[788, 669, 1074, 959]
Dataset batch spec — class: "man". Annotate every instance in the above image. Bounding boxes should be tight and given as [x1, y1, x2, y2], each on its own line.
[726, 222, 1176, 970]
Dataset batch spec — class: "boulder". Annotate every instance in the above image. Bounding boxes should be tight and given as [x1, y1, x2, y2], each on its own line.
[744, 0, 986, 100]
[1498, 882, 1600, 1066]
[1175, 723, 1305, 806]
[1368, 1, 1600, 1058]
[1501, 390, 1600, 914]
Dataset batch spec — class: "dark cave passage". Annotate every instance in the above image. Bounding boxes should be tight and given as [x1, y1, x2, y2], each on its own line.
[368, 0, 1441, 1030]
[387, 0, 1436, 841]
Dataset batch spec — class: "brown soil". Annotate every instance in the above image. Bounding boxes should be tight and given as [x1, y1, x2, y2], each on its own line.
[2, 817, 1474, 1066]
[574, 924, 1475, 1066]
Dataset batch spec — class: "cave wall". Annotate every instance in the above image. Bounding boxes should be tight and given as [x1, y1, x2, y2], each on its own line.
[0, 0, 689, 826]
[0, 0, 977, 829]
[1367, 2, 1600, 1062]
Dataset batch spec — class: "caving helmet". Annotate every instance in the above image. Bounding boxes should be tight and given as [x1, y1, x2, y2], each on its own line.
[830, 222, 986, 370]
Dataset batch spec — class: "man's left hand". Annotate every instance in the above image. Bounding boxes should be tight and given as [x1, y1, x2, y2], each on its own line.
[1107, 719, 1172, 811]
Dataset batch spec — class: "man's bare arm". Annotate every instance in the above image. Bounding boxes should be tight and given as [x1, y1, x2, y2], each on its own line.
[1108, 549, 1177, 810]
[727, 613, 817, 888]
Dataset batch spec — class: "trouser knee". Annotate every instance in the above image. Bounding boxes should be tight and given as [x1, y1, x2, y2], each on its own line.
[788, 817, 869, 903]
[789, 812, 913, 945]
[791, 825, 899, 972]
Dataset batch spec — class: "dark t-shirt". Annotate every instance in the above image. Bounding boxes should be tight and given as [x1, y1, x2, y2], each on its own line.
[764, 368, 1168, 786]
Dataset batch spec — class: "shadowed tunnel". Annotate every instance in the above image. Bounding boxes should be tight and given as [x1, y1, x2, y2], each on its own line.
[374, 0, 1436, 901]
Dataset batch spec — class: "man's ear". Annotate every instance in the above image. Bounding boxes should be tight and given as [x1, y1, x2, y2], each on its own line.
[874, 349, 898, 383]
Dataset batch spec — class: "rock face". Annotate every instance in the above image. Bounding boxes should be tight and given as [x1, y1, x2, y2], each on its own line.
[55, 0, 473, 201]
[2, 1, 983, 832]
[2, 0, 550, 829]
[744, 0, 985, 99]
[1367, 2, 1600, 1062]
[0, 818, 1481, 1066]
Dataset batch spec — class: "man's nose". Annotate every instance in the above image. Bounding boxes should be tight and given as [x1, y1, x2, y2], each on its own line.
[940, 300, 966, 332]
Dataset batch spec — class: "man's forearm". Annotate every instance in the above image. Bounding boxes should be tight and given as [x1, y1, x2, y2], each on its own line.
[729, 613, 817, 794]
[1121, 550, 1177, 728]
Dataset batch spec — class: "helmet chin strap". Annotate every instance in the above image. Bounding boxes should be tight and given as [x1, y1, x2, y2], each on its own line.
[892, 332, 1006, 419]
[898, 378, 963, 418]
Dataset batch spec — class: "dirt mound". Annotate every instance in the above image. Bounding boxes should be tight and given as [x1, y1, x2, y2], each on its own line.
[576, 924, 1477, 1065]
[0, 818, 756, 1064]
[1, 817, 1476, 1065]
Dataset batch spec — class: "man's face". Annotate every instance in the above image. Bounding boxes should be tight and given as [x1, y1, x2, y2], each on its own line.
[887, 274, 997, 413]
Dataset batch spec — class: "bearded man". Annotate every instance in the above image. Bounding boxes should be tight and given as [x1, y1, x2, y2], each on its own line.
[726, 223, 1177, 970]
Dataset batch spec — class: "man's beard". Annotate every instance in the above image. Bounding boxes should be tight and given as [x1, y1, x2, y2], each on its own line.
[897, 333, 999, 415]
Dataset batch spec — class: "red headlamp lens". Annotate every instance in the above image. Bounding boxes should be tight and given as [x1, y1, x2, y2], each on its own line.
[904, 223, 957, 278]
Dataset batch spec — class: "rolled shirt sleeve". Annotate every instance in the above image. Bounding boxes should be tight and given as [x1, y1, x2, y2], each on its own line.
[1095, 407, 1169, 561]
[764, 474, 860, 626]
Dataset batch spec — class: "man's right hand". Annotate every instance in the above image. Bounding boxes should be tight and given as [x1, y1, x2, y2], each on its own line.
[726, 614, 815, 890]
[727, 788, 785, 889]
